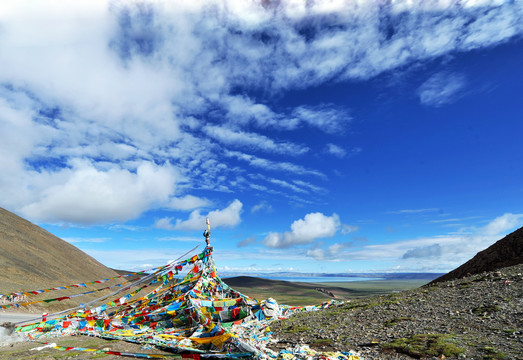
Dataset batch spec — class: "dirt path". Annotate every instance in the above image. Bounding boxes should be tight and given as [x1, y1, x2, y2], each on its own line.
[0, 312, 41, 325]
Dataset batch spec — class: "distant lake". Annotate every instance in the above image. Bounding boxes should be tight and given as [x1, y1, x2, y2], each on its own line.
[255, 276, 385, 283]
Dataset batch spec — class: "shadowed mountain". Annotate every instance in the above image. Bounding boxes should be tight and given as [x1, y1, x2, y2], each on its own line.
[0, 206, 119, 294]
[430, 226, 523, 284]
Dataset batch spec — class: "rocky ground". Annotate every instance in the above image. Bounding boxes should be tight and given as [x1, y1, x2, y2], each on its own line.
[1, 264, 521, 359]
[269, 263, 523, 359]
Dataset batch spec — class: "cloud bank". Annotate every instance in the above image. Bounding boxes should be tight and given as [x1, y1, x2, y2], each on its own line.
[306, 213, 523, 271]
[1, 0, 522, 224]
[263, 212, 341, 248]
[155, 199, 243, 231]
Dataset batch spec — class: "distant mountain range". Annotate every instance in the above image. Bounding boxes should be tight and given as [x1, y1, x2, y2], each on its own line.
[222, 272, 444, 281]
[1, 205, 521, 296]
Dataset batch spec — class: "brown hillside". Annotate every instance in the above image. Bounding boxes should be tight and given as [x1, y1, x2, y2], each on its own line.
[430, 226, 523, 284]
[0, 206, 119, 294]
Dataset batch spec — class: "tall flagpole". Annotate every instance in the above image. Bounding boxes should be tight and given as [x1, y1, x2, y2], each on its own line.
[203, 217, 211, 247]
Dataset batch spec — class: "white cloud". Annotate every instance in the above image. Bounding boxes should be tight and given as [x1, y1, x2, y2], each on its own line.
[251, 201, 273, 213]
[84, 248, 203, 271]
[342, 224, 359, 234]
[220, 95, 352, 134]
[247, 174, 326, 197]
[402, 243, 442, 259]
[157, 236, 201, 242]
[481, 213, 523, 236]
[203, 125, 308, 155]
[0, 97, 48, 208]
[0, 0, 522, 225]
[249, 183, 269, 192]
[325, 143, 346, 158]
[221, 95, 288, 129]
[291, 105, 350, 134]
[430, 216, 482, 224]
[307, 242, 352, 261]
[418, 72, 467, 107]
[155, 199, 243, 231]
[387, 208, 441, 215]
[0, 3, 188, 137]
[166, 195, 211, 211]
[292, 180, 325, 194]
[265, 1, 523, 85]
[225, 150, 325, 177]
[315, 212, 523, 271]
[306, 248, 326, 261]
[154, 217, 176, 231]
[263, 212, 341, 248]
[268, 178, 308, 194]
[20, 160, 179, 225]
[237, 236, 257, 248]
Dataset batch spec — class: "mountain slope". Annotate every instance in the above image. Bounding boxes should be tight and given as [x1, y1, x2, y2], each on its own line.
[0, 206, 119, 293]
[270, 263, 522, 359]
[430, 226, 523, 284]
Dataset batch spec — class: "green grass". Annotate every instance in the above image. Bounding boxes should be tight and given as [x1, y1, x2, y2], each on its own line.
[383, 334, 465, 358]
[231, 278, 428, 306]
[315, 280, 429, 298]
[481, 346, 507, 360]
[52, 338, 104, 347]
[311, 338, 333, 347]
[281, 324, 311, 333]
[232, 284, 328, 306]
[322, 293, 403, 318]
[91, 354, 110, 359]
[336, 301, 371, 311]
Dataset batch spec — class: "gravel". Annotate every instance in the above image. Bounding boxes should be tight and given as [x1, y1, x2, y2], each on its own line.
[269, 264, 523, 359]
[1, 265, 521, 359]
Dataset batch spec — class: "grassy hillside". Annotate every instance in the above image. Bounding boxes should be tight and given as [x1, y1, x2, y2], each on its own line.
[224, 276, 427, 306]
[0, 207, 123, 312]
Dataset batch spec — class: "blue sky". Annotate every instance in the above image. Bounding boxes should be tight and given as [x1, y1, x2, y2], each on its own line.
[1, 0, 522, 275]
